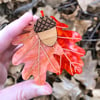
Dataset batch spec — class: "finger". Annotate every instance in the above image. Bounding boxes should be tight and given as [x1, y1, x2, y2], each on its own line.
[0, 80, 52, 100]
[0, 12, 33, 53]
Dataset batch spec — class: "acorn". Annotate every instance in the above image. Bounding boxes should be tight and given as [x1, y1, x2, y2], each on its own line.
[34, 16, 57, 47]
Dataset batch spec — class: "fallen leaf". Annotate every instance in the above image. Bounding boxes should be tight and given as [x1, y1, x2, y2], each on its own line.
[53, 75, 81, 100]
[0, 0, 11, 3]
[77, 0, 94, 12]
[87, 0, 100, 14]
[16, 0, 28, 2]
[74, 51, 98, 89]
[0, 0, 28, 3]
[0, 16, 8, 30]
[74, 19, 92, 36]
[96, 41, 100, 65]
[44, 0, 66, 8]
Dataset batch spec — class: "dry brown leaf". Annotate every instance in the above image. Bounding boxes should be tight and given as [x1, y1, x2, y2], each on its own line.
[0, 16, 8, 26]
[0, 0, 28, 4]
[16, 0, 28, 2]
[0, 0, 11, 4]
[96, 41, 100, 65]
[44, 0, 66, 8]
[77, 0, 94, 12]
[36, 5, 55, 17]
[96, 41, 100, 51]
[62, 14, 92, 36]
[4, 76, 15, 87]
[4, 64, 24, 87]
[92, 89, 100, 98]
[74, 51, 98, 89]
[8, 64, 23, 75]
[35, 5, 61, 20]
[61, 7, 92, 36]
[61, 7, 80, 21]
[87, 0, 100, 14]
[53, 75, 81, 100]
[0, 16, 8, 30]
[34, 96, 52, 100]
[74, 19, 92, 36]
[35, 5, 62, 22]
[90, 97, 100, 100]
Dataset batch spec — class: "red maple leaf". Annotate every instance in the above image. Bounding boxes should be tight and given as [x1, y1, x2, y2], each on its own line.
[12, 11, 85, 85]
[51, 16, 85, 75]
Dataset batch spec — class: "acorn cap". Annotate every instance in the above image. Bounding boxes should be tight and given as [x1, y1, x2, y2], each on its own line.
[34, 16, 56, 33]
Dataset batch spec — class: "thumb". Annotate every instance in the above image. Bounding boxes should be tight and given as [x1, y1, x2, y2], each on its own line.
[0, 80, 52, 100]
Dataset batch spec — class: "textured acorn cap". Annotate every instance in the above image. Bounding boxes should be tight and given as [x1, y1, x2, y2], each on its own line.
[34, 16, 56, 33]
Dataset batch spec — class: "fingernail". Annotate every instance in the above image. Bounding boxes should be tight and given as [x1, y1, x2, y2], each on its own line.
[33, 15, 39, 22]
[37, 86, 52, 96]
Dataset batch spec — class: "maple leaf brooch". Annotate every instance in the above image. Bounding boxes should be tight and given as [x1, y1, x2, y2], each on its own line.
[12, 11, 85, 85]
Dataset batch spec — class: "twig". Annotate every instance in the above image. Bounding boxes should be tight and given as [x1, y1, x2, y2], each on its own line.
[81, 39, 100, 41]
[13, 0, 39, 15]
[57, 1, 77, 10]
[83, 22, 100, 48]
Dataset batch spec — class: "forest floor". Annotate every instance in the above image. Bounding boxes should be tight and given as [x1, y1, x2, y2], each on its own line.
[0, 0, 100, 100]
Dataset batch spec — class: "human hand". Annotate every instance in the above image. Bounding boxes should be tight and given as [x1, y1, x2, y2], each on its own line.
[0, 12, 52, 100]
